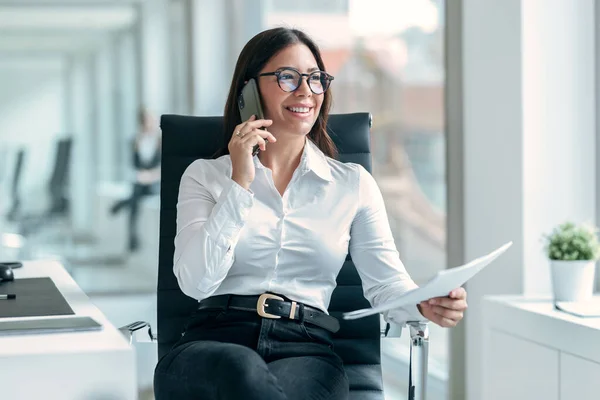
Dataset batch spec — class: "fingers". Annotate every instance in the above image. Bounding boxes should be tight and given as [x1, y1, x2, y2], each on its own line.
[436, 316, 458, 328]
[241, 129, 276, 144]
[236, 117, 273, 135]
[429, 304, 463, 321]
[420, 301, 464, 319]
[420, 287, 468, 328]
[254, 129, 277, 143]
[253, 135, 267, 151]
[238, 130, 276, 152]
[426, 297, 468, 311]
[420, 303, 462, 327]
[449, 287, 467, 300]
[239, 128, 276, 144]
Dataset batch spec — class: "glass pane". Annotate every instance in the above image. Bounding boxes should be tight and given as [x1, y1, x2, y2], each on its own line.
[265, 1, 448, 398]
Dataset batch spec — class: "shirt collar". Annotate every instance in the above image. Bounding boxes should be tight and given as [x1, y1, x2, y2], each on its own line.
[253, 137, 332, 182]
[302, 138, 333, 182]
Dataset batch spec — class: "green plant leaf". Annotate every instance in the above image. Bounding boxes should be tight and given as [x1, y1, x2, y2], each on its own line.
[542, 221, 600, 261]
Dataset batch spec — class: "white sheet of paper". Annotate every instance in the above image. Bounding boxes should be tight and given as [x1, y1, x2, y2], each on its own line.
[555, 298, 600, 318]
[343, 241, 513, 320]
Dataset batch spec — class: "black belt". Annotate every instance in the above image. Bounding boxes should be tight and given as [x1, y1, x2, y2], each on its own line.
[198, 293, 340, 333]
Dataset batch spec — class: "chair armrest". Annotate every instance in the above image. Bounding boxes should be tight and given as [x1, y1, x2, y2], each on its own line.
[407, 321, 429, 400]
[119, 321, 156, 344]
[380, 320, 429, 400]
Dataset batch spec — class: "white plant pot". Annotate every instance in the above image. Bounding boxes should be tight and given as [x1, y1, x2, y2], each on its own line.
[550, 260, 596, 302]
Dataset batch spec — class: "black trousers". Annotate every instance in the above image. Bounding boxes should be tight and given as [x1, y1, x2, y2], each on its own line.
[153, 308, 349, 400]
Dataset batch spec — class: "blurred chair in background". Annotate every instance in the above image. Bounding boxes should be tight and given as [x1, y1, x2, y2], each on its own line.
[18, 137, 73, 238]
[1, 147, 27, 260]
[5, 148, 25, 223]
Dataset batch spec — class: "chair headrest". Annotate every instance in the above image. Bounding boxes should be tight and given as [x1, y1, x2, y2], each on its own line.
[160, 113, 372, 171]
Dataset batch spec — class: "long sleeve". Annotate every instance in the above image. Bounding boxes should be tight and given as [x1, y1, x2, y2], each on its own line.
[173, 159, 254, 300]
[349, 164, 427, 326]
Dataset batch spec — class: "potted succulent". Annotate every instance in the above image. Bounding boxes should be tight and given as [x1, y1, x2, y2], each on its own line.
[543, 221, 600, 302]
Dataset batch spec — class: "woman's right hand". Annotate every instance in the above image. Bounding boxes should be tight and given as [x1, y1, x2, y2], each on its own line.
[229, 115, 276, 190]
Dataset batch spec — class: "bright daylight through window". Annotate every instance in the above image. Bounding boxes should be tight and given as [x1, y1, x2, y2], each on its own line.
[265, 0, 448, 398]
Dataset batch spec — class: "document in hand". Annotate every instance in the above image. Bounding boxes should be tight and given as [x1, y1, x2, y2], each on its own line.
[343, 241, 513, 320]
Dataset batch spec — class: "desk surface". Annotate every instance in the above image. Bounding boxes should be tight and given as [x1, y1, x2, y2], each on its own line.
[0, 260, 136, 400]
[0, 260, 132, 356]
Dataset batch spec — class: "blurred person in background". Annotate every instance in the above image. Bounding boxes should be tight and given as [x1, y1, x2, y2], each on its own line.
[110, 107, 161, 252]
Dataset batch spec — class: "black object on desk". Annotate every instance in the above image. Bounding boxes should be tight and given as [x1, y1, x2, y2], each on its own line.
[0, 261, 23, 269]
[0, 316, 102, 336]
[0, 277, 75, 318]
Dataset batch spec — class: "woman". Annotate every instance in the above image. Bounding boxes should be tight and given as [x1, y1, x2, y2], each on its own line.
[154, 28, 467, 400]
[110, 107, 161, 252]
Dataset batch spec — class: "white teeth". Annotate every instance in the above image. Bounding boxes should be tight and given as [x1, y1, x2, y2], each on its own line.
[287, 107, 310, 113]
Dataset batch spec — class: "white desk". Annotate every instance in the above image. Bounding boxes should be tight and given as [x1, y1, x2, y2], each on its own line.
[0, 260, 137, 399]
[482, 295, 600, 400]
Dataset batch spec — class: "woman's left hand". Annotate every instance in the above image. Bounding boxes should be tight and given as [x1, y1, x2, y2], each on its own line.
[418, 287, 468, 328]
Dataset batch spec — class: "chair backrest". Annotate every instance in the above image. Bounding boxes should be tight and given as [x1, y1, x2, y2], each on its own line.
[47, 137, 73, 215]
[6, 148, 25, 221]
[158, 113, 385, 399]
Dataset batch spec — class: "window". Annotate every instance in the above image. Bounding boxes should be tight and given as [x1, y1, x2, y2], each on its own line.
[265, 0, 349, 14]
[264, 0, 448, 397]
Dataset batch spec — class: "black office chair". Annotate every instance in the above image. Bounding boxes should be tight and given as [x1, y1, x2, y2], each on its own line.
[6, 148, 25, 222]
[123, 113, 429, 400]
[17, 137, 73, 236]
[47, 137, 72, 217]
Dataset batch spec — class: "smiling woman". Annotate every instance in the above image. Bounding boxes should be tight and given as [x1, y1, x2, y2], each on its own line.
[153, 24, 463, 400]
[220, 28, 338, 163]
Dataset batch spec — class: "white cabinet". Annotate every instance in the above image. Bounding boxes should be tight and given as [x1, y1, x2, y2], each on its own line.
[560, 353, 600, 400]
[484, 331, 559, 400]
[483, 296, 600, 400]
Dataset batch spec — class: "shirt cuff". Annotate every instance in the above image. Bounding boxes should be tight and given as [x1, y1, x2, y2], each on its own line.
[385, 304, 428, 326]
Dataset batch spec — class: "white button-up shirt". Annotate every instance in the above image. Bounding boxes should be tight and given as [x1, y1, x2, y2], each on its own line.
[174, 138, 424, 324]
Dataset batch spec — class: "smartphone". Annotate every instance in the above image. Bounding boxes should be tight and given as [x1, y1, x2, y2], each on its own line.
[238, 78, 265, 156]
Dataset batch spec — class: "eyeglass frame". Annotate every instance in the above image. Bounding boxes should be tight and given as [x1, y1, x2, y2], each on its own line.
[257, 67, 335, 94]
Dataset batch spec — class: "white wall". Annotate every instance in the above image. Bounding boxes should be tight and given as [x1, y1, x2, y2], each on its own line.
[522, 0, 596, 296]
[462, 1, 596, 399]
[462, 1, 525, 398]
[0, 57, 66, 211]
[95, 38, 118, 182]
[67, 53, 96, 232]
[115, 28, 139, 181]
[139, 0, 171, 115]
[190, 0, 232, 116]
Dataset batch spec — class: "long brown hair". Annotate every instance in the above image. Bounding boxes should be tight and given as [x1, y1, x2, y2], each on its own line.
[216, 27, 337, 159]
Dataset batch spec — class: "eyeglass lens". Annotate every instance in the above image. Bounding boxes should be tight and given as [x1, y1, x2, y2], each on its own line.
[278, 69, 329, 94]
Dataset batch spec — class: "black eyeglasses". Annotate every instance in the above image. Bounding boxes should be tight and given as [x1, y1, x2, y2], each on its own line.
[258, 67, 334, 95]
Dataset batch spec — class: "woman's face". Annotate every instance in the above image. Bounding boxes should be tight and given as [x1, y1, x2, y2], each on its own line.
[258, 44, 324, 138]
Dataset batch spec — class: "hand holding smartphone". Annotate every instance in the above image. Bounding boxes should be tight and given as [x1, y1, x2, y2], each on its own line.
[238, 79, 266, 156]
